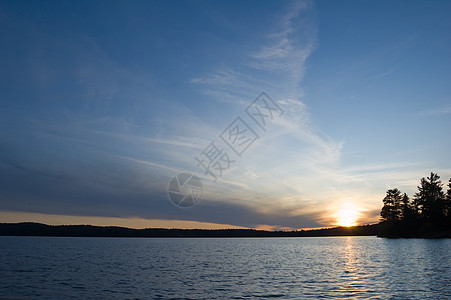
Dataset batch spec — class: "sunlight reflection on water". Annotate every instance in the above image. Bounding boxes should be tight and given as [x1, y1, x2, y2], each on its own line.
[0, 236, 450, 299]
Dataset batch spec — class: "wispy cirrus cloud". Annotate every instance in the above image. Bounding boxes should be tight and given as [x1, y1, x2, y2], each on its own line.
[249, 0, 316, 88]
[373, 69, 395, 79]
[184, 0, 348, 227]
[418, 104, 451, 116]
[191, 0, 335, 165]
[192, 0, 316, 99]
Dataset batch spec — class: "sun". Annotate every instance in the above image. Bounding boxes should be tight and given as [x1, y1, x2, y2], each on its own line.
[336, 203, 360, 227]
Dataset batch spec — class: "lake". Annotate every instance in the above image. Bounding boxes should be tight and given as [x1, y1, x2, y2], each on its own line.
[0, 236, 450, 299]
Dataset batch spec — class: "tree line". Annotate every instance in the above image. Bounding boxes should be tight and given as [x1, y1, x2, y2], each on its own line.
[380, 172, 451, 237]
[0, 222, 380, 237]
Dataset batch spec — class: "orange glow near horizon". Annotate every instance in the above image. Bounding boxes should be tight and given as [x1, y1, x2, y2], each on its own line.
[1, 207, 372, 230]
[0, 211, 247, 230]
[335, 203, 361, 227]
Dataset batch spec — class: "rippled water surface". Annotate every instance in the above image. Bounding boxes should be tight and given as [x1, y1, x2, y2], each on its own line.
[1, 236, 450, 299]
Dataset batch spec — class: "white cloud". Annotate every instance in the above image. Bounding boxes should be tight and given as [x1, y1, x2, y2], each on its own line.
[192, 0, 316, 101]
[190, 0, 336, 165]
[185, 1, 347, 223]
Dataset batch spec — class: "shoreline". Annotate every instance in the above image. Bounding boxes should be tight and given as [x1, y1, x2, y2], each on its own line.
[0, 222, 380, 238]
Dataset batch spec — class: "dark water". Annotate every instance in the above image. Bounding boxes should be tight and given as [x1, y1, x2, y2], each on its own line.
[0, 236, 450, 299]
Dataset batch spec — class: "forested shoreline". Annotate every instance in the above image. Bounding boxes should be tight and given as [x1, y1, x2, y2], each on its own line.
[0, 222, 380, 237]
[379, 172, 451, 238]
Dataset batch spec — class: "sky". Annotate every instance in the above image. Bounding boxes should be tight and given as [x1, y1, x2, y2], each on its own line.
[1, 0, 450, 230]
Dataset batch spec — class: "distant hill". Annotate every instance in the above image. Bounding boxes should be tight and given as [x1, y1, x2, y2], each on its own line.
[0, 222, 380, 237]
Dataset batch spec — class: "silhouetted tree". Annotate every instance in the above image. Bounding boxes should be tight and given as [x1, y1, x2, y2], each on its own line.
[413, 172, 446, 224]
[379, 173, 451, 238]
[445, 178, 451, 221]
[447, 179, 451, 202]
[381, 188, 403, 221]
[400, 193, 414, 221]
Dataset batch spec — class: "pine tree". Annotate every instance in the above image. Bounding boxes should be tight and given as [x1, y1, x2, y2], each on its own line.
[445, 178, 451, 219]
[413, 172, 445, 223]
[447, 179, 451, 202]
[400, 193, 413, 221]
[381, 188, 403, 222]
[379, 173, 450, 237]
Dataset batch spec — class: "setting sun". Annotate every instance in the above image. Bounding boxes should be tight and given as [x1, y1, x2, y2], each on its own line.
[336, 203, 360, 227]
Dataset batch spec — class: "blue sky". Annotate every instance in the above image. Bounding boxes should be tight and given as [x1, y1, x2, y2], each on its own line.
[1, 0, 450, 230]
